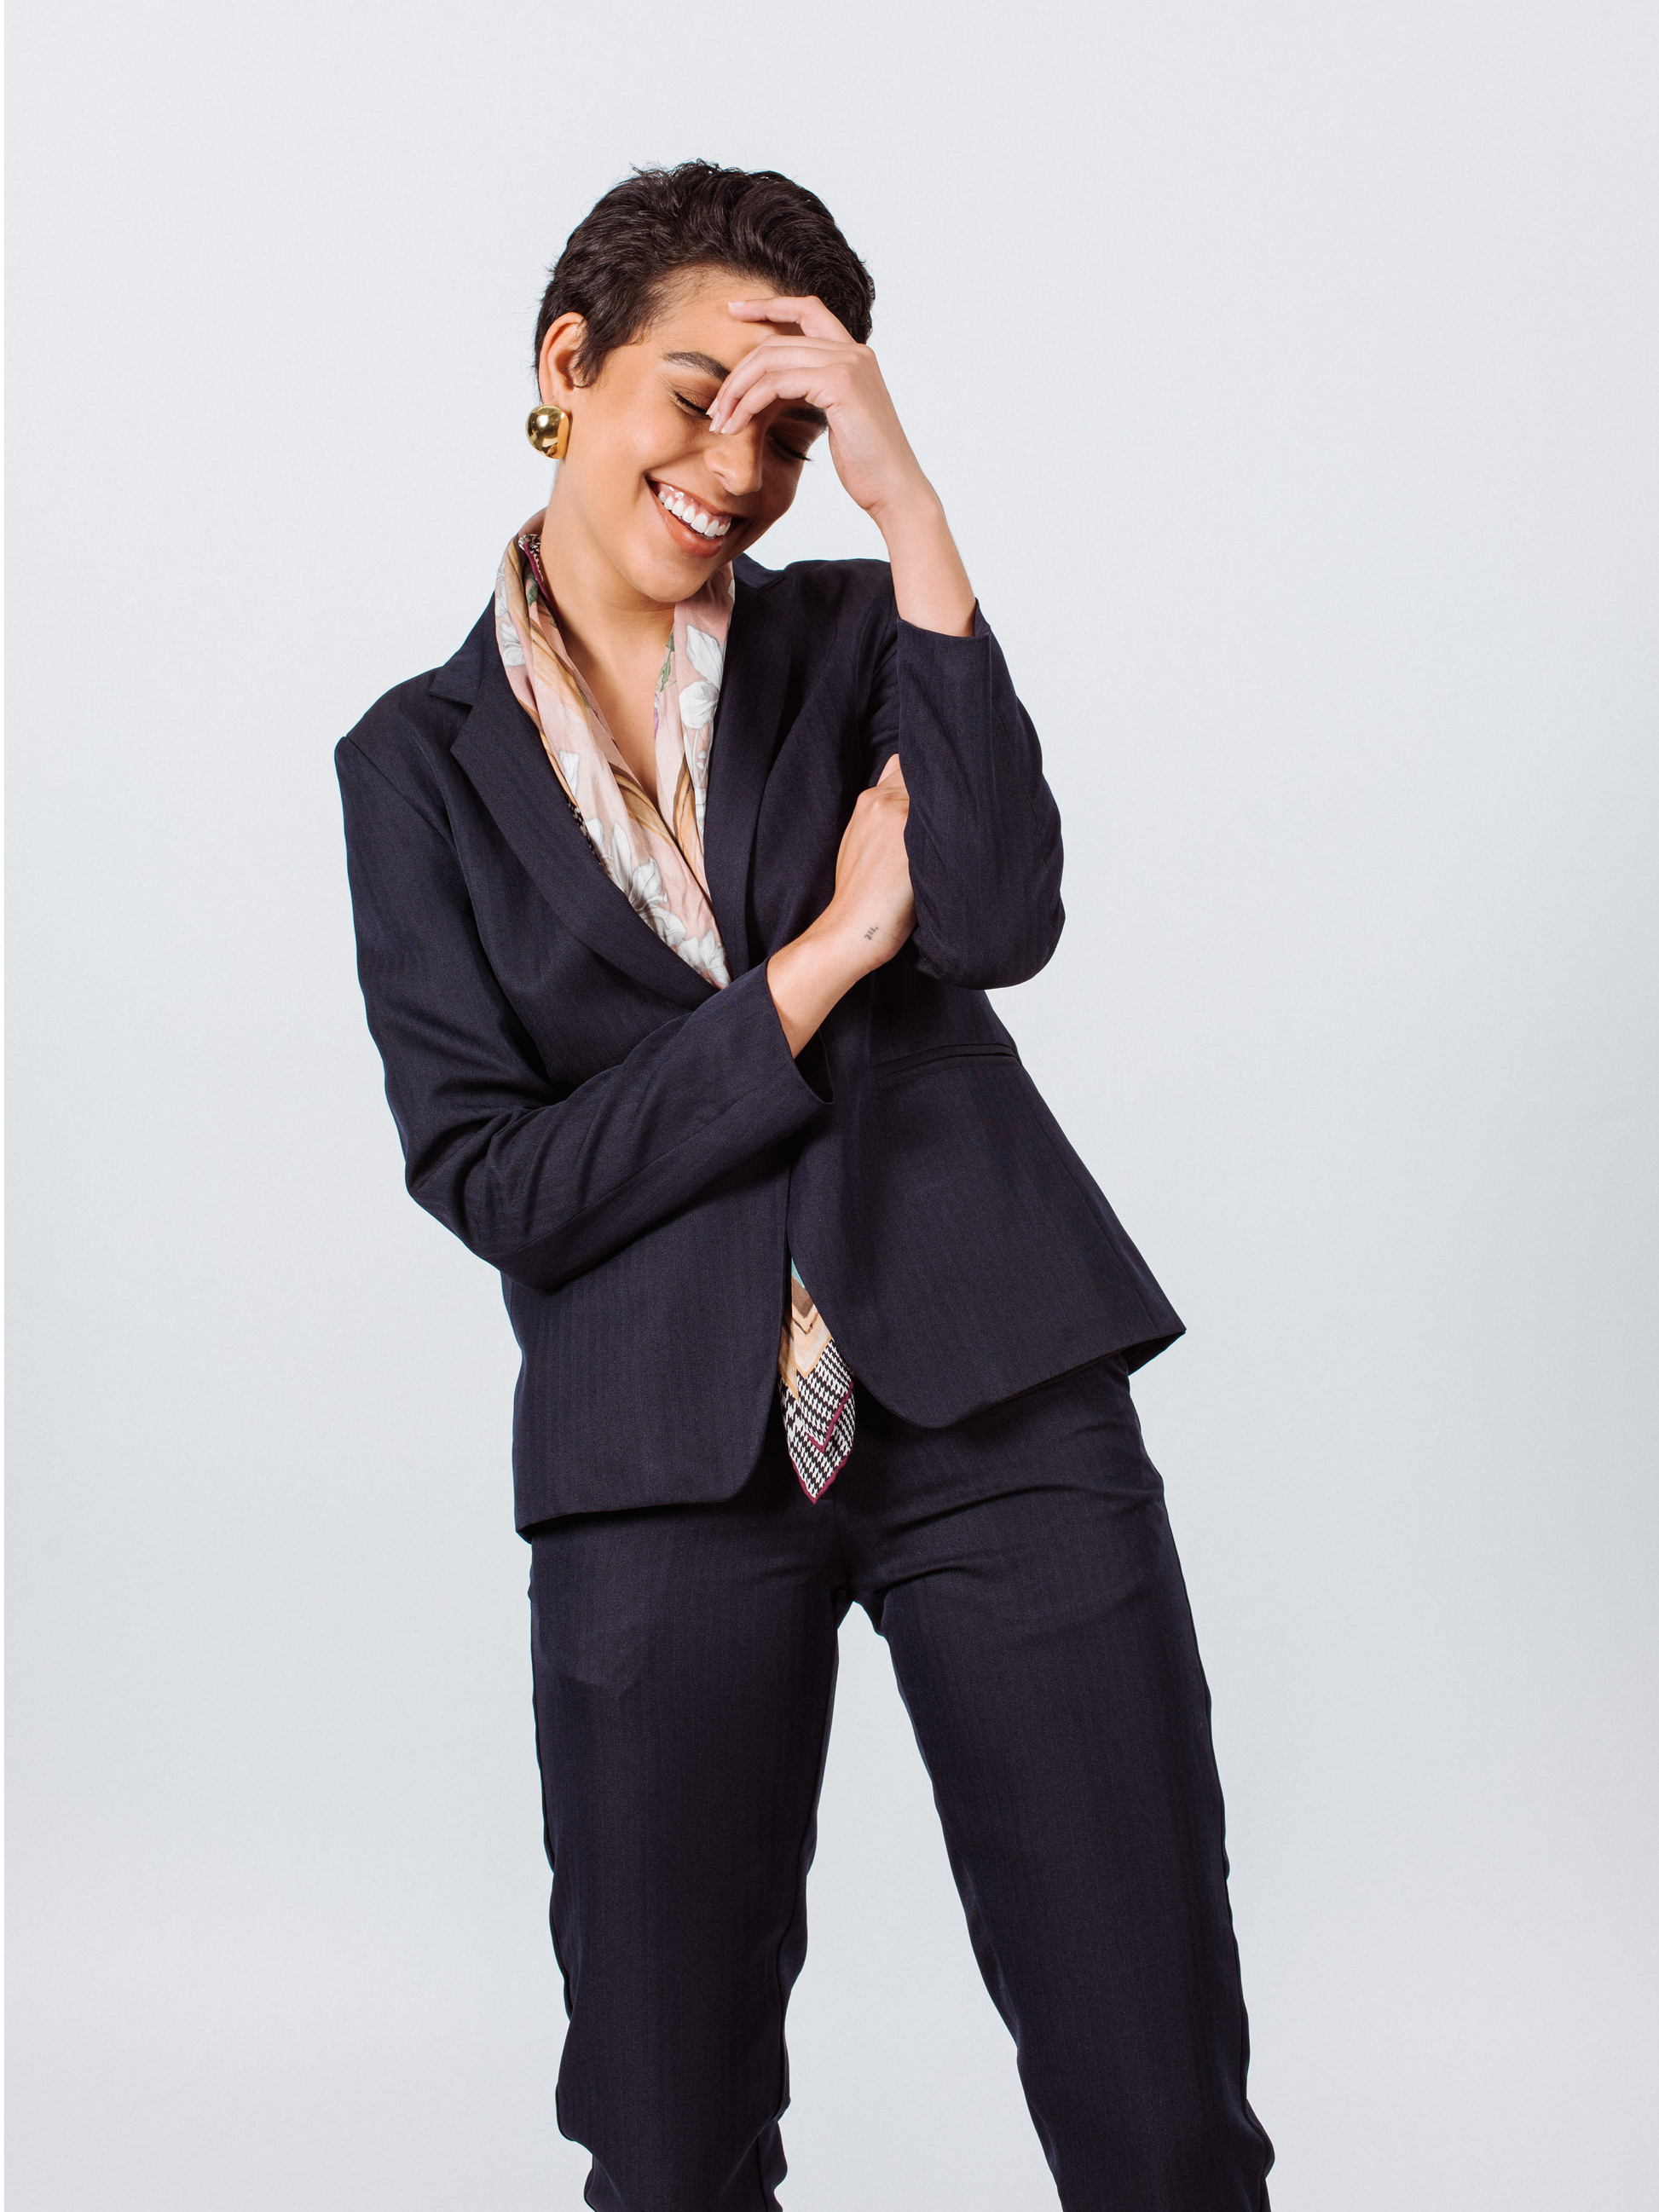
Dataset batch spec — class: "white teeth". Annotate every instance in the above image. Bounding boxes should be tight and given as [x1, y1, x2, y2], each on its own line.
[656, 482, 732, 540]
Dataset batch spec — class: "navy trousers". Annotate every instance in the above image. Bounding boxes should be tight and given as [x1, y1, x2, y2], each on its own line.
[528, 1355, 1273, 2209]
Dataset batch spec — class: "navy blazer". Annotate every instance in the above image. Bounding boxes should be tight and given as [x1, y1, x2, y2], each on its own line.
[338, 554, 1182, 1528]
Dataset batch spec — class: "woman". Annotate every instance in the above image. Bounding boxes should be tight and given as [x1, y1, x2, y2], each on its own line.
[338, 163, 1272, 2209]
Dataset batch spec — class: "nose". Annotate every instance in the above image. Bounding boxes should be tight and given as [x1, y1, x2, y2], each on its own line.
[706, 420, 765, 500]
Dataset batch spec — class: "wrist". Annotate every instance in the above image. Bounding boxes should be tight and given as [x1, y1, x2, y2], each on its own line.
[871, 481, 976, 637]
[865, 470, 944, 542]
[767, 908, 876, 1058]
[802, 901, 886, 986]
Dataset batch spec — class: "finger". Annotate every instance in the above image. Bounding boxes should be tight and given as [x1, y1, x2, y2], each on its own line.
[876, 753, 904, 786]
[727, 295, 851, 344]
[711, 370, 812, 436]
[710, 349, 841, 435]
[709, 338, 838, 412]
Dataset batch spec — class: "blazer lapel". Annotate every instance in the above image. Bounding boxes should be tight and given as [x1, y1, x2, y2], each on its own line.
[703, 572, 792, 978]
[452, 628, 714, 1011]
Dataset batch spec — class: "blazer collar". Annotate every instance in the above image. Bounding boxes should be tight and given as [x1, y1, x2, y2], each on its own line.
[430, 603, 491, 707]
[451, 616, 714, 1010]
[445, 560, 792, 1000]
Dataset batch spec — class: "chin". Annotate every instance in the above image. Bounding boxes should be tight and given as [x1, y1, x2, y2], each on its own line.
[627, 540, 723, 604]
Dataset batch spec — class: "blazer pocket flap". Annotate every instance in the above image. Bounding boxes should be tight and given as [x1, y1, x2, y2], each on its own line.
[872, 1041, 1019, 1089]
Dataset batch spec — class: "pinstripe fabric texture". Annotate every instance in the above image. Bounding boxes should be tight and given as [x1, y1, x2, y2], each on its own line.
[338, 557, 1187, 1529]
[529, 1354, 1273, 2210]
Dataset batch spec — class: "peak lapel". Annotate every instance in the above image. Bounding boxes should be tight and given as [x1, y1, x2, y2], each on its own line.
[452, 635, 714, 1012]
[704, 577, 792, 978]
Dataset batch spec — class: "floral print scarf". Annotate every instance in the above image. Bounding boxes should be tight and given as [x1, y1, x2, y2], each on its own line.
[495, 520, 732, 985]
[494, 516, 856, 1499]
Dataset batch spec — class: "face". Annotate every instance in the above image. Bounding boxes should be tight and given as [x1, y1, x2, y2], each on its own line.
[538, 268, 825, 609]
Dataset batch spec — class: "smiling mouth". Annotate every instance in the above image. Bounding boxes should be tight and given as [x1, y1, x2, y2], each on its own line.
[650, 478, 737, 543]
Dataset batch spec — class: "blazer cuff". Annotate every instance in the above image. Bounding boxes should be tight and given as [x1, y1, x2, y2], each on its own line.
[702, 959, 833, 1128]
[896, 604, 991, 648]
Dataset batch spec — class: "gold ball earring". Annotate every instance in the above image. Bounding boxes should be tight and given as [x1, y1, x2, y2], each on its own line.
[526, 403, 570, 461]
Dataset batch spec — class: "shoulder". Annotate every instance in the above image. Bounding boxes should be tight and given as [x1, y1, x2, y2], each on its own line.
[335, 598, 494, 812]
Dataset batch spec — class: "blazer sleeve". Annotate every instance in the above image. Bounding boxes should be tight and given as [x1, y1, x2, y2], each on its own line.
[865, 604, 1065, 989]
[337, 736, 829, 1294]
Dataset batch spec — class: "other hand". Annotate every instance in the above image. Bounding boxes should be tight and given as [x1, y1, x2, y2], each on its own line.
[828, 754, 916, 973]
[765, 756, 915, 1057]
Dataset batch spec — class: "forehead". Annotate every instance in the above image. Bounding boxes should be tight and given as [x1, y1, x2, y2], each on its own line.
[634, 269, 797, 371]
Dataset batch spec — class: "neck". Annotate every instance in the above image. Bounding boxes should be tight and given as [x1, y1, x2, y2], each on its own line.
[535, 473, 674, 684]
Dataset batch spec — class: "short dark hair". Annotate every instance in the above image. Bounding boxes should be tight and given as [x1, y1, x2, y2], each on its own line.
[535, 162, 875, 384]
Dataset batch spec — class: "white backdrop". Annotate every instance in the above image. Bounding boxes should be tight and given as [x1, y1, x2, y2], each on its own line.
[9, 3, 1656, 2205]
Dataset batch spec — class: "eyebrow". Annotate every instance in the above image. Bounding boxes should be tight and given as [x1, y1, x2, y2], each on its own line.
[661, 349, 828, 429]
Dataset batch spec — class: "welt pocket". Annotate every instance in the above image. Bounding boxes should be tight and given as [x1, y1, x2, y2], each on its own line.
[872, 1041, 1020, 1089]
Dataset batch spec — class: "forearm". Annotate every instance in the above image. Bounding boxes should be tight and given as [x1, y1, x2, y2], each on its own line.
[341, 742, 830, 1292]
[401, 966, 827, 1288]
[767, 912, 882, 1057]
[870, 478, 976, 638]
[868, 615, 1066, 989]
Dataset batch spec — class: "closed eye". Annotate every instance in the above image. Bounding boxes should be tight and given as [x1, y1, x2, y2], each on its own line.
[673, 389, 813, 465]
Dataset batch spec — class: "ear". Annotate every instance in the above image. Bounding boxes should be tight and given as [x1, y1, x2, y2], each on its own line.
[538, 312, 588, 408]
